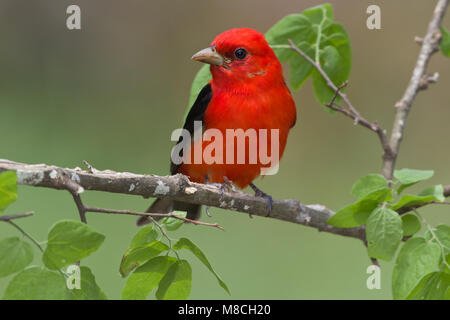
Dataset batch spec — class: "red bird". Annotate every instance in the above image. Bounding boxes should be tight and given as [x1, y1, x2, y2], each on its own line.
[138, 28, 296, 224]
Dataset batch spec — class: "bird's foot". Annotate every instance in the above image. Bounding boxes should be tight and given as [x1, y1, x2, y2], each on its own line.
[249, 183, 273, 216]
[204, 177, 234, 217]
[205, 176, 235, 197]
[210, 183, 229, 195]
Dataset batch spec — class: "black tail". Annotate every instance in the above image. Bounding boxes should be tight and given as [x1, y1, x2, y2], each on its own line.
[136, 199, 202, 226]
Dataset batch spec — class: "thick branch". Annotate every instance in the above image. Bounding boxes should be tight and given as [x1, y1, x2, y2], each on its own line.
[383, 0, 449, 179]
[0, 159, 365, 241]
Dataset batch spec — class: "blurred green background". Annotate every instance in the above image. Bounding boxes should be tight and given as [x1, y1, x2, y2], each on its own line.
[0, 0, 449, 299]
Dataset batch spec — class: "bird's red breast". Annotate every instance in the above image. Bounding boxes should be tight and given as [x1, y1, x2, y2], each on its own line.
[177, 28, 296, 189]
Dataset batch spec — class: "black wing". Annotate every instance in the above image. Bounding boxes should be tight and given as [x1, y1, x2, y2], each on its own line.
[170, 83, 212, 174]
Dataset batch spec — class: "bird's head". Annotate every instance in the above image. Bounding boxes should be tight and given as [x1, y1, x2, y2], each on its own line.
[192, 28, 283, 88]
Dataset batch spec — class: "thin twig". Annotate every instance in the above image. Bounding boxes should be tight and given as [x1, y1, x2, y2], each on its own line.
[6, 220, 44, 253]
[397, 200, 450, 214]
[83, 206, 225, 231]
[61, 173, 88, 224]
[287, 39, 392, 161]
[71, 193, 87, 224]
[287, 39, 362, 119]
[0, 211, 34, 221]
[0, 211, 43, 252]
[83, 160, 100, 174]
[326, 81, 348, 108]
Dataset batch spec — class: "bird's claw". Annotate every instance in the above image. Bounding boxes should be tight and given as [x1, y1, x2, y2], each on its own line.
[223, 176, 237, 192]
[205, 206, 212, 217]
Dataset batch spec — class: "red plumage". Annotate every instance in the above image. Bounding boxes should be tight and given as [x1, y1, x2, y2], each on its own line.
[139, 28, 296, 224]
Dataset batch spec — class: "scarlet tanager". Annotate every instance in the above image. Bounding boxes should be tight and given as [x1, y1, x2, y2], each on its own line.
[137, 28, 296, 225]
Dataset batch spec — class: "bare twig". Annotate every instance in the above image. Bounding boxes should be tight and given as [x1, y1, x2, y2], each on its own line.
[6, 220, 44, 253]
[287, 39, 361, 120]
[58, 173, 88, 224]
[0, 211, 43, 252]
[287, 39, 392, 161]
[397, 200, 450, 215]
[383, 0, 449, 179]
[71, 193, 88, 224]
[0, 211, 34, 221]
[83, 160, 100, 174]
[84, 206, 225, 231]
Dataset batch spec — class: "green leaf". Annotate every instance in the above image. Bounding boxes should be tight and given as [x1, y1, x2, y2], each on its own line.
[130, 226, 158, 248]
[407, 271, 450, 300]
[424, 224, 450, 255]
[392, 237, 441, 299]
[120, 240, 169, 277]
[440, 27, 450, 58]
[0, 171, 18, 212]
[67, 266, 107, 300]
[3, 266, 66, 300]
[161, 211, 187, 231]
[0, 237, 34, 278]
[42, 220, 105, 270]
[327, 188, 392, 228]
[174, 237, 230, 295]
[366, 208, 403, 261]
[186, 64, 211, 121]
[408, 255, 450, 300]
[155, 259, 192, 300]
[122, 256, 176, 300]
[418, 184, 445, 202]
[401, 214, 421, 237]
[444, 255, 450, 274]
[288, 45, 314, 90]
[312, 36, 351, 110]
[351, 174, 387, 199]
[266, 3, 351, 109]
[394, 168, 434, 193]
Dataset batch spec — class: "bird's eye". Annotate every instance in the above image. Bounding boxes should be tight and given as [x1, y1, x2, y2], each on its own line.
[234, 48, 247, 60]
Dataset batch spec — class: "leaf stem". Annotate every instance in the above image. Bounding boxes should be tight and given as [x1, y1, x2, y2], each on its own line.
[150, 217, 180, 260]
[314, 6, 328, 64]
[6, 220, 44, 253]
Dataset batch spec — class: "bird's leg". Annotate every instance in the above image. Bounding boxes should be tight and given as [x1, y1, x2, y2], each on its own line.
[203, 176, 214, 217]
[249, 183, 273, 216]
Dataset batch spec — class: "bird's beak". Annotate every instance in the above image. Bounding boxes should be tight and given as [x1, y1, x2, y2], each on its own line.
[191, 46, 223, 66]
